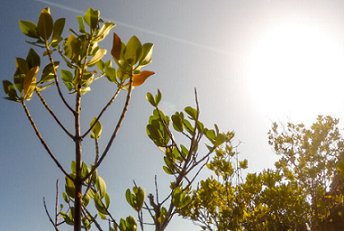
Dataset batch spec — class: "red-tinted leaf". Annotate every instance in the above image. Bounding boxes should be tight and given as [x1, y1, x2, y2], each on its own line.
[111, 33, 121, 60]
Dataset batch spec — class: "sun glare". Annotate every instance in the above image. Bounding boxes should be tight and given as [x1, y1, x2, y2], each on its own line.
[247, 23, 344, 122]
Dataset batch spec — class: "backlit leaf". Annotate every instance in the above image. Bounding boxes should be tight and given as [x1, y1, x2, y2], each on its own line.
[51, 18, 65, 46]
[124, 36, 142, 65]
[19, 20, 39, 39]
[37, 8, 53, 41]
[111, 33, 121, 60]
[84, 7, 99, 32]
[23, 66, 39, 99]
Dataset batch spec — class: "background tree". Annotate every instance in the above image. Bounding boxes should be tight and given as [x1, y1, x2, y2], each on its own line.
[180, 115, 344, 231]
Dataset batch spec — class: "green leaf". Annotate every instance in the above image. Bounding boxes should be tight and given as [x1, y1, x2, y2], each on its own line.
[97, 59, 105, 72]
[65, 174, 76, 198]
[94, 194, 108, 215]
[105, 193, 110, 208]
[239, 159, 248, 169]
[26, 48, 40, 70]
[138, 43, 154, 67]
[155, 89, 162, 105]
[40, 62, 59, 83]
[64, 34, 81, 63]
[146, 92, 156, 107]
[76, 16, 86, 33]
[105, 66, 117, 83]
[96, 176, 106, 198]
[3, 80, 19, 101]
[61, 69, 74, 91]
[124, 36, 142, 65]
[15, 58, 29, 75]
[94, 22, 115, 42]
[90, 117, 102, 139]
[163, 166, 174, 175]
[83, 193, 90, 207]
[214, 133, 227, 147]
[183, 119, 194, 135]
[71, 161, 76, 173]
[51, 18, 65, 46]
[37, 8, 53, 41]
[88, 49, 107, 67]
[172, 113, 184, 132]
[23, 66, 39, 99]
[184, 106, 197, 120]
[84, 7, 99, 32]
[134, 186, 145, 211]
[19, 20, 39, 39]
[126, 189, 134, 207]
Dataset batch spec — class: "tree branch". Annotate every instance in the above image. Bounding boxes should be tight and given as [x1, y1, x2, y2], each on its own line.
[22, 101, 72, 180]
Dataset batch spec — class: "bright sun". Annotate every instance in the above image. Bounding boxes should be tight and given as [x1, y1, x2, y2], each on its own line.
[247, 23, 344, 122]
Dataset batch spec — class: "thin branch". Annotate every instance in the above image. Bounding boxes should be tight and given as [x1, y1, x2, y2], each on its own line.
[46, 47, 74, 113]
[82, 206, 103, 231]
[43, 197, 59, 231]
[22, 101, 72, 180]
[83, 74, 134, 181]
[82, 86, 122, 139]
[36, 90, 73, 139]
[55, 180, 59, 228]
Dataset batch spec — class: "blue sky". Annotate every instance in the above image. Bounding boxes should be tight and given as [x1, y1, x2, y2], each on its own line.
[2, 0, 344, 230]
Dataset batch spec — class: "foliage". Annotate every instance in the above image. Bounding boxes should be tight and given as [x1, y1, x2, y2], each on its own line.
[3, 7, 231, 231]
[179, 115, 344, 231]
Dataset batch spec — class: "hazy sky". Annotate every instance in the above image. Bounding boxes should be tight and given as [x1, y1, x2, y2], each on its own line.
[2, 0, 344, 230]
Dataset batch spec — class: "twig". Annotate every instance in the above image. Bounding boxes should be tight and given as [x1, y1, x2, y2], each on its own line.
[22, 101, 72, 180]
[36, 90, 73, 139]
[82, 86, 122, 139]
[46, 46, 74, 113]
[43, 197, 59, 231]
[55, 180, 59, 228]
[83, 72, 134, 181]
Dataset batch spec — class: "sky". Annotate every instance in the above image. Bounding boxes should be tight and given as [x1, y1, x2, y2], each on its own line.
[2, 0, 344, 230]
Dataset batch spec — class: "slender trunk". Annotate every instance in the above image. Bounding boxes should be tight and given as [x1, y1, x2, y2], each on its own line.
[74, 86, 82, 231]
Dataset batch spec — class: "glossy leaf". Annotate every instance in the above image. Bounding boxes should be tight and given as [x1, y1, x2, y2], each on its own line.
[96, 176, 106, 198]
[124, 36, 142, 65]
[23, 66, 39, 99]
[88, 49, 106, 67]
[185, 106, 197, 120]
[111, 33, 122, 60]
[84, 7, 99, 32]
[26, 48, 40, 70]
[94, 194, 108, 215]
[40, 62, 59, 83]
[105, 193, 110, 208]
[64, 34, 81, 63]
[76, 16, 86, 33]
[94, 22, 115, 42]
[172, 113, 184, 132]
[15, 58, 29, 75]
[97, 59, 105, 72]
[126, 70, 155, 87]
[19, 20, 39, 39]
[37, 8, 53, 41]
[90, 117, 102, 139]
[51, 18, 65, 46]
[60, 69, 74, 91]
[146, 92, 156, 107]
[65, 174, 76, 198]
[105, 66, 117, 83]
[3, 80, 18, 100]
[138, 43, 154, 67]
